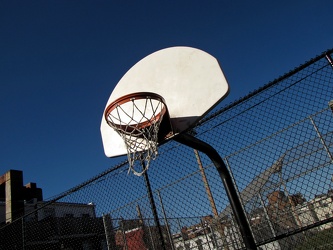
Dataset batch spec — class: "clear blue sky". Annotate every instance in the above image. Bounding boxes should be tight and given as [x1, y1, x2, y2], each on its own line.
[1, 1, 333, 199]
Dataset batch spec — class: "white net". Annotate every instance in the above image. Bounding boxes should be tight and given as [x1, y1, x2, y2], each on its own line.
[105, 95, 166, 176]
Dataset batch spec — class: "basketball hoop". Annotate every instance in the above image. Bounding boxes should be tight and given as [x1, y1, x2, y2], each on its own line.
[104, 92, 172, 176]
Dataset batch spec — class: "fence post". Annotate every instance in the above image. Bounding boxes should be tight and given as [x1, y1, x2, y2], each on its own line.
[120, 219, 128, 250]
[22, 217, 25, 250]
[325, 53, 333, 68]
[141, 162, 166, 250]
[157, 190, 175, 250]
[309, 116, 333, 162]
[146, 218, 157, 250]
[102, 214, 116, 250]
[200, 219, 212, 250]
[177, 218, 186, 248]
[194, 149, 219, 218]
[258, 192, 277, 239]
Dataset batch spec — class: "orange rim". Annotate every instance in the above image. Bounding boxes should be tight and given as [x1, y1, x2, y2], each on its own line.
[104, 92, 167, 133]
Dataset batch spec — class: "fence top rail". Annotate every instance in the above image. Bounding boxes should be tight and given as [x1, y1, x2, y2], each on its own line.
[199, 48, 333, 126]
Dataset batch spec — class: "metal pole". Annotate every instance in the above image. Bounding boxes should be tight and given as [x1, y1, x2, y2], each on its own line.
[142, 161, 166, 250]
[147, 218, 157, 250]
[309, 116, 333, 162]
[258, 193, 277, 238]
[102, 213, 116, 250]
[157, 190, 175, 250]
[120, 219, 128, 250]
[209, 224, 218, 249]
[136, 204, 144, 226]
[194, 149, 219, 218]
[325, 53, 333, 68]
[22, 217, 25, 250]
[279, 171, 303, 228]
[174, 133, 257, 249]
[177, 218, 186, 248]
[200, 220, 212, 250]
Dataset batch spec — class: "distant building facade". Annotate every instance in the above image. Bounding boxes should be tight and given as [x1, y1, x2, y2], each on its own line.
[0, 169, 107, 250]
[0, 169, 43, 224]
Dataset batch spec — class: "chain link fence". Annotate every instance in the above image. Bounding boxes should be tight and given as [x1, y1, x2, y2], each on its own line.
[1, 49, 333, 250]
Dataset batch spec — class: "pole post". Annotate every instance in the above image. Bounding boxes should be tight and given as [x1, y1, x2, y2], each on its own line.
[120, 218, 128, 250]
[142, 161, 166, 250]
[157, 190, 175, 250]
[102, 213, 116, 250]
[194, 149, 219, 218]
[174, 133, 257, 249]
[22, 217, 25, 250]
[309, 116, 333, 162]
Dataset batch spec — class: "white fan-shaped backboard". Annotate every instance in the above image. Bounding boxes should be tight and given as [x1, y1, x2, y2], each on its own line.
[101, 46, 229, 158]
